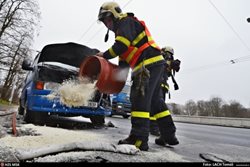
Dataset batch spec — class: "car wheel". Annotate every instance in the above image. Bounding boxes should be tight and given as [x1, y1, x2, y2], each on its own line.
[122, 115, 130, 119]
[23, 107, 33, 123]
[90, 115, 105, 127]
[18, 104, 24, 115]
[109, 112, 113, 117]
[23, 103, 48, 125]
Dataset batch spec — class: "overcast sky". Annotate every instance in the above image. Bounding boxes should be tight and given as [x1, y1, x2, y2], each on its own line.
[34, 0, 250, 108]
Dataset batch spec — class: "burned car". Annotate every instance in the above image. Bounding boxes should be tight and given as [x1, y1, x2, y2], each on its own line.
[18, 42, 111, 126]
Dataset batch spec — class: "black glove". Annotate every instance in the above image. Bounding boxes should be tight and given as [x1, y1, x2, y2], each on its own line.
[171, 59, 181, 72]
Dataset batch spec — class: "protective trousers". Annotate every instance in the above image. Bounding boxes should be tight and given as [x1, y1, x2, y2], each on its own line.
[129, 63, 176, 142]
[150, 116, 160, 136]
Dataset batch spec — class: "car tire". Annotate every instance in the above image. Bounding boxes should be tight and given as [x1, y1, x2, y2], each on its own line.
[122, 115, 130, 119]
[23, 102, 48, 125]
[90, 115, 105, 127]
[18, 104, 24, 115]
[23, 107, 33, 123]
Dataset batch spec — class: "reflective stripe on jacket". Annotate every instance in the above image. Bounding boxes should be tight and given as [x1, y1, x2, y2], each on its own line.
[119, 17, 161, 69]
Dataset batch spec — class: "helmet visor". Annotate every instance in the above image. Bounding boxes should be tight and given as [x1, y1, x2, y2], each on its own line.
[98, 11, 112, 21]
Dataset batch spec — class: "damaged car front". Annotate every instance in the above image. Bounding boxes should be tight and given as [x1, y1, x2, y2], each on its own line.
[18, 42, 111, 125]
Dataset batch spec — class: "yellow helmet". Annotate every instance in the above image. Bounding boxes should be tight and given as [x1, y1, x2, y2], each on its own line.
[98, 2, 123, 21]
[162, 46, 174, 55]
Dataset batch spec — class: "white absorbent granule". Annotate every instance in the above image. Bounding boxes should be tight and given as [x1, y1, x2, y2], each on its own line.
[47, 77, 97, 108]
[59, 78, 97, 107]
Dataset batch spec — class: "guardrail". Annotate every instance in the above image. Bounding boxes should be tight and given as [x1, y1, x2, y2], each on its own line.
[172, 115, 250, 128]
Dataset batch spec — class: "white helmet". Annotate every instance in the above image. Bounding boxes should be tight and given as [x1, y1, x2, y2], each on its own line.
[98, 2, 123, 21]
[162, 46, 174, 55]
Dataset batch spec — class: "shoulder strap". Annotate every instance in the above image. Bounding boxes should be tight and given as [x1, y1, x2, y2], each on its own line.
[170, 73, 179, 90]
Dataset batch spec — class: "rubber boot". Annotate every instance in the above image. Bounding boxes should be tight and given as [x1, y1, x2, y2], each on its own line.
[155, 134, 179, 146]
[118, 134, 149, 151]
[155, 115, 179, 146]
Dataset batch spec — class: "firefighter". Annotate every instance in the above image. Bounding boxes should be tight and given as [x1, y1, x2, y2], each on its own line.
[161, 46, 174, 100]
[161, 46, 181, 95]
[150, 46, 175, 137]
[96, 2, 179, 151]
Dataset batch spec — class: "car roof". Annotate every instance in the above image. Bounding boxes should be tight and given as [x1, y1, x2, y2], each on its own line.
[38, 42, 99, 67]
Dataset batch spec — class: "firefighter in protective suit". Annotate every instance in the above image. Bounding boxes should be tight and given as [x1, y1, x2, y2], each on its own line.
[97, 2, 179, 151]
[161, 46, 181, 96]
[150, 46, 179, 137]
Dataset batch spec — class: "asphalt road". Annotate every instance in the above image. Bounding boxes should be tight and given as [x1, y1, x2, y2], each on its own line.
[106, 115, 250, 162]
[176, 122, 250, 147]
[1, 104, 250, 162]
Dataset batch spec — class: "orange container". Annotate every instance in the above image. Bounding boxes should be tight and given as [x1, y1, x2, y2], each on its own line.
[79, 56, 128, 94]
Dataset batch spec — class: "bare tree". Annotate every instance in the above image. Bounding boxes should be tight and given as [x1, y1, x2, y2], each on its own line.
[0, 0, 40, 101]
[208, 97, 224, 117]
[182, 97, 249, 118]
[1, 35, 24, 99]
[197, 100, 211, 116]
[222, 100, 248, 118]
[0, 0, 40, 39]
[185, 100, 197, 116]
[168, 103, 183, 115]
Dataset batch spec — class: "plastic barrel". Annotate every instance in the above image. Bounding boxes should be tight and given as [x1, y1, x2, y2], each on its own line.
[79, 55, 127, 94]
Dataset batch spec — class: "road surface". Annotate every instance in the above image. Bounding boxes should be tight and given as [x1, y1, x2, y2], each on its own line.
[1, 105, 250, 163]
[106, 115, 250, 162]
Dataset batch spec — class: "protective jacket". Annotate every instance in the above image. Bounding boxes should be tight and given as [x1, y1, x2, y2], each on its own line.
[103, 13, 165, 74]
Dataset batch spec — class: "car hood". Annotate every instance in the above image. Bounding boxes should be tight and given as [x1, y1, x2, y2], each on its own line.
[38, 42, 100, 67]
